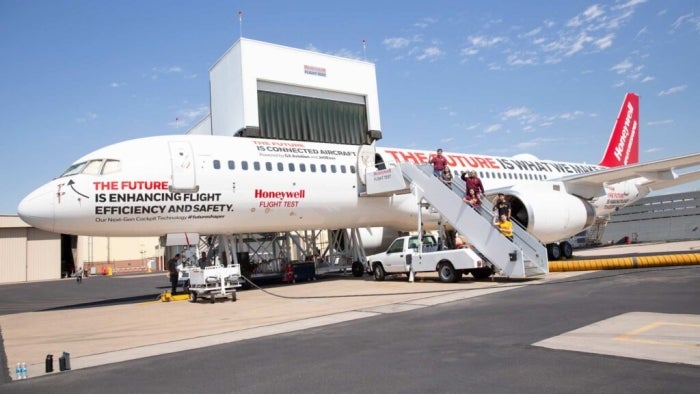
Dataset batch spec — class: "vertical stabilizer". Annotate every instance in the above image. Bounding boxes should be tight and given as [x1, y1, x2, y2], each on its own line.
[598, 93, 639, 167]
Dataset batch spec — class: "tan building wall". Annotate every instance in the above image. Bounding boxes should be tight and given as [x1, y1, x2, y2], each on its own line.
[77, 236, 163, 275]
[0, 216, 60, 283]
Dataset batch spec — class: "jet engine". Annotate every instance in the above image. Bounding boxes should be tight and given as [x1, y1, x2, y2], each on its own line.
[502, 182, 596, 245]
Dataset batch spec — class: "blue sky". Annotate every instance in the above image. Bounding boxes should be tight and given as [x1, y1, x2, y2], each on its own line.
[1, 0, 699, 214]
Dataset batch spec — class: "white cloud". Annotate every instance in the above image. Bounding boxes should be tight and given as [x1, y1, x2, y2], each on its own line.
[483, 124, 502, 133]
[171, 105, 210, 128]
[109, 82, 125, 88]
[565, 32, 593, 56]
[567, 5, 605, 28]
[658, 85, 687, 96]
[383, 37, 411, 49]
[671, 13, 699, 31]
[414, 17, 438, 29]
[507, 53, 536, 66]
[76, 112, 97, 123]
[559, 110, 584, 120]
[647, 119, 673, 126]
[641, 76, 654, 83]
[416, 46, 444, 61]
[468, 35, 504, 48]
[501, 107, 530, 120]
[595, 33, 615, 49]
[516, 137, 554, 151]
[611, 59, 633, 74]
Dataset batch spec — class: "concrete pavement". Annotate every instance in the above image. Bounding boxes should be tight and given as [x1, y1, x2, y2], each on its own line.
[2, 239, 699, 381]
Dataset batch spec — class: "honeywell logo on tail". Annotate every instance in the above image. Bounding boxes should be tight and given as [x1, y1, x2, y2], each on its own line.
[613, 101, 637, 164]
[599, 93, 640, 168]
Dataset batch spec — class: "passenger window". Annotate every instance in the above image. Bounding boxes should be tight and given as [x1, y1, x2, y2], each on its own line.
[331, 165, 337, 173]
[340, 165, 347, 174]
[277, 162, 284, 171]
[310, 164, 317, 172]
[300, 163, 306, 172]
[254, 161, 261, 171]
[288, 163, 295, 172]
[350, 165, 356, 174]
[242, 161, 249, 170]
[320, 164, 326, 173]
[265, 162, 272, 171]
[213, 160, 221, 170]
[102, 160, 121, 174]
[228, 160, 235, 170]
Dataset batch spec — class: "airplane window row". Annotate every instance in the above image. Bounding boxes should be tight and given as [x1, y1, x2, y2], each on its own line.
[454, 170, 546, 181]
[212, 160, 357, 175]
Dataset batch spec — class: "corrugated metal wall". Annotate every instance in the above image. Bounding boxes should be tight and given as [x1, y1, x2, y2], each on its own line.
[0, 227, 59, 283]
[602, 191, 700, 242]
[27, 228, 60, 280]
[0, 228, 28, 282]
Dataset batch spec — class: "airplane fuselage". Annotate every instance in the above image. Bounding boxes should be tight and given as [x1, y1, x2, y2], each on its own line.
[18, 135, 643, 244]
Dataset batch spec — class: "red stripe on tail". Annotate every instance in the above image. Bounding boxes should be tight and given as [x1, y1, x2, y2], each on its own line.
[598, 93, 639, 167]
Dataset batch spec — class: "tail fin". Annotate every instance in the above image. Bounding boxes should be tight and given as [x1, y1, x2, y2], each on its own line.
[598, 93, 639, 167]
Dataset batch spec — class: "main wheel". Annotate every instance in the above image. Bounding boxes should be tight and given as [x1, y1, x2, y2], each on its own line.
[351, 261, 364, 277]
[560, 241, 573, 259]
[231, 291, 237, 302]
[547, 243, 562, 260]
[209, 292, 215, 304]
[373, 263, 385, 281]
[438, 262, 458, 283]
[188, 291, 197, 303]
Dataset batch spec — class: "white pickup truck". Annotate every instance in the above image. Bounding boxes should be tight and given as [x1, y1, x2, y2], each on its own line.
[366, 235, 491, 282]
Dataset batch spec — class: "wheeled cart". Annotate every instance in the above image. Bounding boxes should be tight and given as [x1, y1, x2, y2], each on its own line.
[187, 265, 242, 304]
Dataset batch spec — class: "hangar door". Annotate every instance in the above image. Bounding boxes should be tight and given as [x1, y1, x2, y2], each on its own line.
[256, 82, 368, 145]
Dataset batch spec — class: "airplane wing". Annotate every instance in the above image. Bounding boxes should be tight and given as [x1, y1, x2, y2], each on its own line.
[562, 152, 700, 199]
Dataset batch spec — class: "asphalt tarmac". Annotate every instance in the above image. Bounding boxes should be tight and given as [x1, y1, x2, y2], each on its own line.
[1, 241, 699, 393]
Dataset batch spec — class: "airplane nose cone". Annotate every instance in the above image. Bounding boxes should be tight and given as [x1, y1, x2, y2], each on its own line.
[17, 185, 55, 232]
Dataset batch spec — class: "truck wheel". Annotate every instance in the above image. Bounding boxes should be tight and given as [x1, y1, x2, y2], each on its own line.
[471, 267, 492, 280]
[209, 293, 215, 304]
[351, 261, 364, 277]
[231, 291, 237, 302]
[188, 291, 197, 303]
[438, 262, 458, 283]
[373, 264, 385, 281]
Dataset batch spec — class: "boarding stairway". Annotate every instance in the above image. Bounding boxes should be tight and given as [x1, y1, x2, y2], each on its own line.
[395, 164, 548, 277]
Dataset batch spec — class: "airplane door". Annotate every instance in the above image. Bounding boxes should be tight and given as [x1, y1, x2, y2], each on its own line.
[168, 141, 198, 193]
[357, 144, 376, 185]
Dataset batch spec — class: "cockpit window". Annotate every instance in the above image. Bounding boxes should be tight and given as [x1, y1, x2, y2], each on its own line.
[83, 160, 104, 175]
[60, 162, 87, 177]
[102, 160, 121, 174]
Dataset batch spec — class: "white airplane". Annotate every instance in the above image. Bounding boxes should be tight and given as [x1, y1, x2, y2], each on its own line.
[17, 93, 700, 259]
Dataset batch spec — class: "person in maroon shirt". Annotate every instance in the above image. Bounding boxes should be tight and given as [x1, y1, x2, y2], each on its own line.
[461, 170, 485, 198]
[429, 148, 447, 177]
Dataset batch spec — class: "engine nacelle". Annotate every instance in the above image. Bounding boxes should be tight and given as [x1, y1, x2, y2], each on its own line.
[503, 182, 596, 244]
